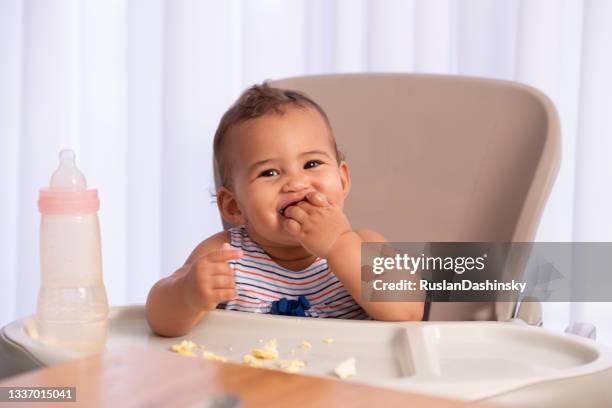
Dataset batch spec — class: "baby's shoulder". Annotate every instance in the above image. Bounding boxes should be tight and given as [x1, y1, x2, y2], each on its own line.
[354, 228, 387, 243]
[185, 230, 231, 264]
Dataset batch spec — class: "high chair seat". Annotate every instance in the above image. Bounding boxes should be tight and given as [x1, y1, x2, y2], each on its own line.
[268, 74, 560, 322]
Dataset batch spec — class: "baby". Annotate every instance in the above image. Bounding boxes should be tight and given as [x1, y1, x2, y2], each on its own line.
[146, 83, 424, 336]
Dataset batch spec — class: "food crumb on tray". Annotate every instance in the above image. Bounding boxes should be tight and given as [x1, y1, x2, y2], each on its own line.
[169, 340, 201, 357]
[333, 357, 356, 379]
[169, 337, 353, 378]
[251, 338, 279, 360]
[202, 351, 227, 362]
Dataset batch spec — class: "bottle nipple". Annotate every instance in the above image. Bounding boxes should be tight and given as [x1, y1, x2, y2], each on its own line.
[50, 149, 87, 191]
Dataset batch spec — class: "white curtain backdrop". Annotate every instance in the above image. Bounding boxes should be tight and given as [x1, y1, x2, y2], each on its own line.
[1, 0, 611, 343]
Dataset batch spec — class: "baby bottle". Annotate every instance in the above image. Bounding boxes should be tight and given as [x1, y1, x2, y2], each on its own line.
[36, 149, 109, 353]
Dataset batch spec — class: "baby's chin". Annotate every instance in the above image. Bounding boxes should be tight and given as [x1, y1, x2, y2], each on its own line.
[246, 224, 303, 248]
[267, 230, 303, 247]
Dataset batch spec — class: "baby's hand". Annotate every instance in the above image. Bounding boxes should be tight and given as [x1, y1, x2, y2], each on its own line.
[282, 191, 352, 258]
[181, 243, 242, 312]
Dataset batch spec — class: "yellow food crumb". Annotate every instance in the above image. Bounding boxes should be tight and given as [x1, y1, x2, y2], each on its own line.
[202, 351, 227, 362]
[333, 357, 356, 379]
[251, 349, 277, 359]
[300, 340, 312, 350]
[251, 348, 279, 359]
[323, 338, 334, 344]
[276, 359, 306, 373]
[170, 340, 200, 357]
[242, 354, 264, 367]
[252, 338, 279, 360]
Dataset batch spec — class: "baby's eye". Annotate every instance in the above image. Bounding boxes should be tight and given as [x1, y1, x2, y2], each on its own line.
[259, 169, 279, 177]
[304, 160, 322, 169]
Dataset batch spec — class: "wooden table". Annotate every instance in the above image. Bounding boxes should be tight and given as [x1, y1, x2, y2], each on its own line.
[0, 348, 497, 407]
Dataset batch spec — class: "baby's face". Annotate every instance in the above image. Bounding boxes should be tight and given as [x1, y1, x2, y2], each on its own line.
[222, 106, 350, 247]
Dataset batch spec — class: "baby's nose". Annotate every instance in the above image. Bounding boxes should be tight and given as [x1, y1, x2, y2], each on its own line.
[282, 177, 310, 192]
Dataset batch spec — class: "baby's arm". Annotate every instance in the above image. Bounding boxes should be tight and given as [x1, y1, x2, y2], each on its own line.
[326, 229, 424, 321]
[145, 231, 242, 337]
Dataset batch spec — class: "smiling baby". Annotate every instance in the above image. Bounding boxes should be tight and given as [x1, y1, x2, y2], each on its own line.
[146, 83, 424, 337]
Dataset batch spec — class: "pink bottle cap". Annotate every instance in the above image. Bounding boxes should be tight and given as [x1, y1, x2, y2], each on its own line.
[38, 150, 100, 215]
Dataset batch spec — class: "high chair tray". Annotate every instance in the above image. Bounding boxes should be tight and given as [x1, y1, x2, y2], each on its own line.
[3, 305, 612, 405]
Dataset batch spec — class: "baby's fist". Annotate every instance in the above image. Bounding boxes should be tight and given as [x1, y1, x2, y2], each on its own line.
[182, 243, 242, 312]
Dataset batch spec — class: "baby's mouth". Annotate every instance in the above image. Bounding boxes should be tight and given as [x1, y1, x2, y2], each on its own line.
[278, 198, 307, 216]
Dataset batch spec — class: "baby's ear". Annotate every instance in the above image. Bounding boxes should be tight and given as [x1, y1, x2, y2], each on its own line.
[339, 161, 351, 198]
[217, 187, 246, 225]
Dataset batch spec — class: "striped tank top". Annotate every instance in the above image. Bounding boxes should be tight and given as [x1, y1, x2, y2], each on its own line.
[220, 225, 370, 319]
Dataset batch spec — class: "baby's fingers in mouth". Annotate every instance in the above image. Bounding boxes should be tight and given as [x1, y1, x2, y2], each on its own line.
[279, 198, 307, 215]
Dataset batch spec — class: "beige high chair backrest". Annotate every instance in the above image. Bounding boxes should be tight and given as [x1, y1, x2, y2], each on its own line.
[216, 74, 561, 321]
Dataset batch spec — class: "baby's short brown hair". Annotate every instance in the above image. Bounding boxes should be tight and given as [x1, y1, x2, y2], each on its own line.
[213, 82, 343, 188]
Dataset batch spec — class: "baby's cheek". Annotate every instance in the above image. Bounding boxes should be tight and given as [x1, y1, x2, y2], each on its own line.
[251, 206, 274, 221]
[260, 207, 284, 227]
[326, 187, 344, 205]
